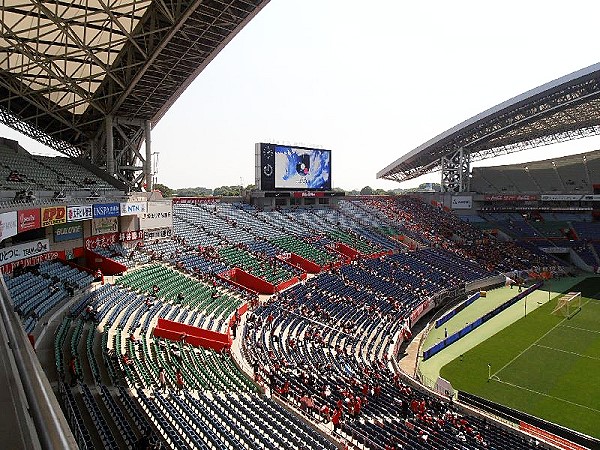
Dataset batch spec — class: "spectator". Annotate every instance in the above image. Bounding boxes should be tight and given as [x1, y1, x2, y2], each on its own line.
[69, 356, 78, 386]
[158, 367, 167, 393]
[175, 368, 184, 394]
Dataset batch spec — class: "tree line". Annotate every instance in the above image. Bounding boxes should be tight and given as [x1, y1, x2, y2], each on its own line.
[152, 183, 441, 198]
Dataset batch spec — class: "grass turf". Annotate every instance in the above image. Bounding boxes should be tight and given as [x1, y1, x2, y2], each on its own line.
[440, 278, 600, 439]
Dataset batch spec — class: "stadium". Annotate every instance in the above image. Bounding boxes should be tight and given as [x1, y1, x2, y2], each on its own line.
[1, 2, 600, 450]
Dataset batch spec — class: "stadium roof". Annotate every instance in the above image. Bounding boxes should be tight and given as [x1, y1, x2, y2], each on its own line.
[378, 62, 600, 183]
[0, 0, 270, 157]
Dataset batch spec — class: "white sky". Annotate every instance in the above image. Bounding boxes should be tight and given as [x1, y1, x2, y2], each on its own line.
[2, 0, 600, 191]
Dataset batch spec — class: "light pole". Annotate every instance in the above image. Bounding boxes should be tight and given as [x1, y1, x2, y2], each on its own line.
[487, 363, 491, 382]
[152, 151, 159, 187]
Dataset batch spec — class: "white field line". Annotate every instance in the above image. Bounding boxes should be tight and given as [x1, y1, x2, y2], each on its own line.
[533, 344, 600, 362]
[491, 378, 600, 414]
[558, 324, 600, 335]
[491, 299, 591, 379]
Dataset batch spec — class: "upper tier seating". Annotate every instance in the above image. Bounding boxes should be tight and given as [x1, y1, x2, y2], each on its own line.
[0, 142, 117, 192]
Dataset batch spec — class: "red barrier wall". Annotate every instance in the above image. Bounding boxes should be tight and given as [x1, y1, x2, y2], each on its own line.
[153, 318, 231, 351]
[228, 302, 250, 330]
[233, 268, 275, 294]
[366, 250, 394, 259]
[216, 269, 257, 295]
[218, 268, 275, 294]
[325, 245, 352, 264]
[277, 253, 321, 274]
[335, 242, 360, 259]
[276, 275, 302, 293]
[519, 422, 587, 450]
[84, 249, 127, 275]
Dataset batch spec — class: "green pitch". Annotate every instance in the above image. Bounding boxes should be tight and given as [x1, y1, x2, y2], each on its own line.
[440, 278, 600, 439]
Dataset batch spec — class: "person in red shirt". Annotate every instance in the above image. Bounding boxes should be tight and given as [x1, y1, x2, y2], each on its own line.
[332, 407, 342, 432]
[353, 396, 362, 417]
[175, 368, 184, 394]
[320, 404, 331, 422]
[410, 398, 420, 414]
[122, 353, 133, 366]
[362, 383, 369, 396]
[374, 384, 382, 399]
[69, 356, 78, 386]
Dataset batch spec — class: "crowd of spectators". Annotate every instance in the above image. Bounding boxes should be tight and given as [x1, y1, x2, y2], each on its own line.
[243, 259, 538, 450]
[363, 197, 563, 273]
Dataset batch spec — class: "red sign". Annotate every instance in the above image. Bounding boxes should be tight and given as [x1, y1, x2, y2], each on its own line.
[410, 299, 432, 324]
[292, 191, 325, 198]
[0, 250, 64, 274]
[119, 230, 144, 242]
[519, 422, 587, 450]
[172, 197, 219, 204]
[41, 206, 66, 227]
[85, 232, 119, 250]
[483, 194, 538, 201]
[17, 208, 41, 233]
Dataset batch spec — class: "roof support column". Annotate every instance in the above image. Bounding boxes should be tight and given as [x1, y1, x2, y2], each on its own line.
[441, 148, 470, 193]
[105, 115, 115, 176]
[89, 139, 97, 165]
[144, 120, 152, 191]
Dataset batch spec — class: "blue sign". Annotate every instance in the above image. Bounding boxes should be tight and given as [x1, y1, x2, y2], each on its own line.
[93, 203, 120, 218]
[54, 222, 83, 242]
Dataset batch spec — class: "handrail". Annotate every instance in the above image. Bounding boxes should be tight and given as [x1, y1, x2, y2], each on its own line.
[0, 275, 76, 450]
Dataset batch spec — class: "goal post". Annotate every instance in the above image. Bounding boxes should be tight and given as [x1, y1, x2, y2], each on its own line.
[551, 292, 582, 318]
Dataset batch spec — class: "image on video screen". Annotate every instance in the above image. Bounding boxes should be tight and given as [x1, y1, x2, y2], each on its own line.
[274, 146, 331, 189]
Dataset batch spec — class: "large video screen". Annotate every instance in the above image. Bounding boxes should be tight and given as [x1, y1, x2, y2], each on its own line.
[256, 143, 331, 191]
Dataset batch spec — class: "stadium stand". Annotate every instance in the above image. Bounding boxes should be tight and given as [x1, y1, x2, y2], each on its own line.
[471, 150, 600, 194]
[1, 193, 571, 449]
[243, 267, 535, 450]
[0, 140, 118, 193]
[6, 260, 93, 333]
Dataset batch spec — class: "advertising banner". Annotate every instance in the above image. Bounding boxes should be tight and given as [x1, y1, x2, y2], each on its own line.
[119, 230, 144, 242]
[84, 233, 119, 250]
[54, 222, 83, 243]
[139, 202, 173, 230]
[41, 206, 66, 227]
[92, 202, 120, 218]
[483, 194, 538, 201]
[292, 191, 325, 198]
[92, 217, 119, 236]
[17, 208, 41, 233]
[0, 250, 64, 275]
[120, 202, 147, 216]
[0, 239, 50, 266]
[451, 196, 472, 209]
[581, 195, 600, 201]
[67, 205, 93, 222]
[172, 197, 218, 204]
[409, 299, 433, 324]
[540, 194, 583, 201]
[0, 211, 18, 241]
[144, 227, 172, 240]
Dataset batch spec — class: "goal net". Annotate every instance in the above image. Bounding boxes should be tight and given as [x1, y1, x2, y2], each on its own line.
[551, 292, 582, 318]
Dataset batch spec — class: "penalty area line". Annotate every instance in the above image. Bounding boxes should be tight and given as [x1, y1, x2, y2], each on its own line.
[490, 298, 592, 380]
[490, 378, 600, 414]
[558, 324, 600, 335]
[532, 344, 600, 362]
